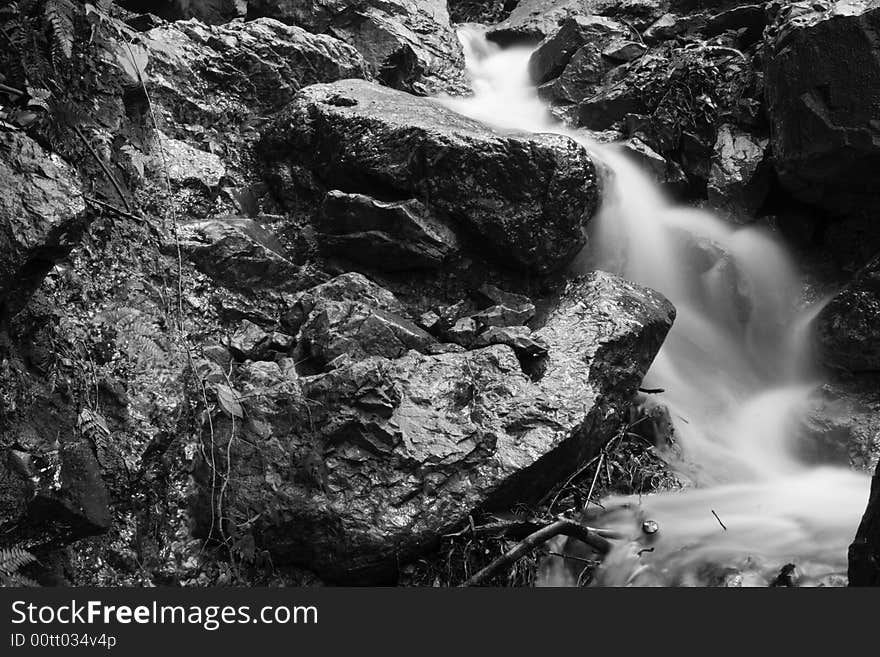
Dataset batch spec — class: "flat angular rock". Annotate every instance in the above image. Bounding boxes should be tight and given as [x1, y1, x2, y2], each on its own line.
[473, 326, 550, 358]
[180, 217, 303, 292]
[261, 79, 599, 274]
[318, 190, 459, 270]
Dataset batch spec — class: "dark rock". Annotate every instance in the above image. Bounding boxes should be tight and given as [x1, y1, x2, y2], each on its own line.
[292, 274, 435, 369]
[620, 137, 689, 191]
[318, 190, 459, 270]
[475, 283, 536, 319]
[448, 0, 517, 24]
[473, 325, 550, 357]
[529, 16, 627, 85]
[446, 317, 480, 347]
[472, 305, 533, 327]
[436, 300, 474, 330]
[643, 12, 708, 42]
[139, 17, 370, 126]
[247, 0, 466, 95]
[706, 124, 770, 219]
[0, 132, 89, 316]
[704, 4, 768, 44]
[228, 320, 272, 360]
[261, 79, 600, 274]
[765, 2, 880, 216]
[180, 217, 304, 292]
[118, 0, 246, 24]
[602, 39, 649, 62]
[193, 271, 674, 582]
[281, 272, 407, 335]
[850, 459, 880, 585]
[815, 256, 880, 373]
[488, 0, 588, 43]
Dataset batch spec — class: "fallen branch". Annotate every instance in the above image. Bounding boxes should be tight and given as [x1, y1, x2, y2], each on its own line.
[460, 518, 612, 587]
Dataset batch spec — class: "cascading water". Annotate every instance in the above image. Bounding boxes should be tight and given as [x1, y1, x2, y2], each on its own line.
[440, 28, 870, 586]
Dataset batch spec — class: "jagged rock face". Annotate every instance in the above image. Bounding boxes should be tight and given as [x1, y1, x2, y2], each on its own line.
[815, 256, 880, 372]
[247, 0, 467, 95]
[0, 132, 89, 316]
[707, 124, 769, 219]
[138, 17, 370, 127]
[488, 0, 668, 43]
[318, 191, 460, 270]
[765, 1, 880, 216]
[179, 217, 308, 292]
[850, 459, 880, 585]
[260, 79, 599, 274]
[193, 271, 674, 583]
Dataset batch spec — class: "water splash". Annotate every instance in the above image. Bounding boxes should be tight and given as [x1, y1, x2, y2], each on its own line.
[440, 27, 869, 586]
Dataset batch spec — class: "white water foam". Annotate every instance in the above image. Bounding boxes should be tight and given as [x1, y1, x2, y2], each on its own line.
[439, 28, 869, 586]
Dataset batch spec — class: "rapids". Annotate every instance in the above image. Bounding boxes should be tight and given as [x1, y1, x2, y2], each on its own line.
[439, 28, 870, 586]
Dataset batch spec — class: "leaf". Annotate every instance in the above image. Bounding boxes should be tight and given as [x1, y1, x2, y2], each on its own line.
[115, 42, 149, 84]
[215, 384, 244, 419]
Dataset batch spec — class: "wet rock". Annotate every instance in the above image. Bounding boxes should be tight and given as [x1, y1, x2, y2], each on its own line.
[643, 12, 707, 42]
[446, 317, 480, 347]
[529, 16, 627, 85]
[118, 0, 246, 24]
[318, 190, 459, 270]
[815, 256, 880, 373]
[704, 4, 767, 45]
[290, 274, 435, 369]
[473, 325, 549, 358]
[261, 79, 599, 274]
[707, 124, 770, 218]
[180, 217, 304, 292]
[139, 17, 370, 128]
[472, 305, 533, 328]
[531, 16, 629, 116]
[603, 39, 649, 63]
[621, 137, 689, 191]
[193, 270, 674, 582]
[247, 0, 466, 95]
[0, 132, 88, 316]
[418, 310, 443, 334]
[475, 284, 536, 321]
[281, 272, 406, 335]
[765, 1, 880, 216]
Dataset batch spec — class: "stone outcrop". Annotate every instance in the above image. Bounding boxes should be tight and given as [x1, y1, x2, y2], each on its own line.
[260, 79, 600, 274]
[765, 1, 880, 217]
[246, 0, 467, 95]
[193, 271, 674, 583]
[0, 132, 89, 316]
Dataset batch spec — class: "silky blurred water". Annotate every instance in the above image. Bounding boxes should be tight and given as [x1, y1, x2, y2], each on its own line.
[439, 28, 869, 586]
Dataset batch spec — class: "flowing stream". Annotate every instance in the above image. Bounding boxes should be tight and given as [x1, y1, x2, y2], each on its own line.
[440, 28, 870, 586]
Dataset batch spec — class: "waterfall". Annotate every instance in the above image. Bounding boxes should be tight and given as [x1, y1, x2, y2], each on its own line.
[440, 28, 870, 586]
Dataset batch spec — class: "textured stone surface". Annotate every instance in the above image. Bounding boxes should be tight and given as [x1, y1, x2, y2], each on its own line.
[318, 190, 459, 270]
[0, 132, 88, 315]
[707, 124, 769, 218]
[765, 1, 880, 215]
[246, 0, 466, 95]
[261, 79, 600, 274]
[192, 271, 674, 582]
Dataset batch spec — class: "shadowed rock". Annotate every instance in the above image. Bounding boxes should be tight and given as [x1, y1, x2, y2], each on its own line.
[261, 79, 600, 274]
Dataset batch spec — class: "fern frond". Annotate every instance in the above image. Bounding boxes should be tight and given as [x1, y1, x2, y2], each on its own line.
[45, 0, 75, 65]
[0, 546, 37, 575]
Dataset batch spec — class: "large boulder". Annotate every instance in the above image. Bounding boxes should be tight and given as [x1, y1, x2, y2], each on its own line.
[246, 0, 467, 95]
[0, 132, 89, 316]
[765, 1, 880, 216]
[815, 255, 880, 373]
[138, 17, 370, 127]
[260, 79, 600, 274]
[193, 271, 674, 582]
